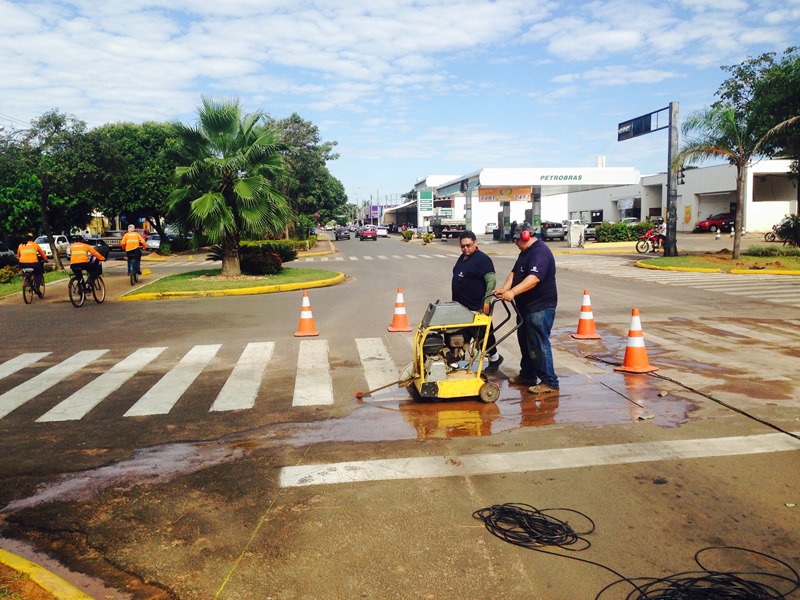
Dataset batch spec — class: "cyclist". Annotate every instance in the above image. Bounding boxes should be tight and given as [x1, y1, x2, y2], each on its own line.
[16, 233, 48, 297]
[69, 235, 105, 287]
[121, 224, 146, 276]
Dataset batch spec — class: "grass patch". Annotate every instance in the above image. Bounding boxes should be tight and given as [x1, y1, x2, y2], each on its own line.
[638, 253, 800, 271]
[0, 270, 70, 298]
[126, 267, 340, 295]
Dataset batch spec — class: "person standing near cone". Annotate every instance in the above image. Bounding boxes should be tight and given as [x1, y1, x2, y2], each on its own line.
[493, 223, 559, 394]
[452, 231, 503, 372]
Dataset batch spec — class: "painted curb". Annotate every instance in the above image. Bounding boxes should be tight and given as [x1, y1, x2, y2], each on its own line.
[0, 547, 92, 600]
[636, 262, 721, 272]
[117, 272, 346, 301]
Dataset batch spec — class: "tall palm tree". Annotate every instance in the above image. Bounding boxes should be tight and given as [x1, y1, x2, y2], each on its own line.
[168, 96, 292, 275]
[675, 105, 799, 259]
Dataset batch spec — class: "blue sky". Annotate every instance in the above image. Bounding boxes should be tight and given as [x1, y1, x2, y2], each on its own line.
[1, 0, 798, 206]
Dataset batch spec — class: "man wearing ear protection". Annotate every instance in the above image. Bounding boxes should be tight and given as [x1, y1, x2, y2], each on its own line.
[493, 223, 559, 394]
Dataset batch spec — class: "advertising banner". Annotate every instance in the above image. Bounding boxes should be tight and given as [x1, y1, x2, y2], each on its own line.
[478, 187, 531, 202]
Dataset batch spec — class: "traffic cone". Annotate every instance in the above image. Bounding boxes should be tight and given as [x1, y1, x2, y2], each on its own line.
[294, 291, 319, 337]
[614, 308, 658, 373]
[387, 288, 413, 332]
[715, 230, 721, 240]
[570, 289, 601, 339]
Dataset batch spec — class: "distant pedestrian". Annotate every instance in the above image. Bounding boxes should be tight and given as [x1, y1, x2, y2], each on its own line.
[493, 223, 559, 394]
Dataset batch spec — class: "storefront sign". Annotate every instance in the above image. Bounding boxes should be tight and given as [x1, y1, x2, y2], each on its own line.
[478, 187, 531, 202]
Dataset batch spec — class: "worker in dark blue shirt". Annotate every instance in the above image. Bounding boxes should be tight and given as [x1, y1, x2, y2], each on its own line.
[452, 231, 503, 372]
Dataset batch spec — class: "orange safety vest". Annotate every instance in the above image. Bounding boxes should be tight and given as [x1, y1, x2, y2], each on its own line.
[69, 242, 105, 265]
[121, 231, 146, 251]
[17, 241, 47, 264]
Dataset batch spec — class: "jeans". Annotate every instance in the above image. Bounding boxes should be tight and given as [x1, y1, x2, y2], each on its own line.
[516, 308, 559, 389]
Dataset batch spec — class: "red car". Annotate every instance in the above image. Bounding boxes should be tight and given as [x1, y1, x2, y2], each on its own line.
[360, 226, 377, 241]
[694, 213, 734, 233]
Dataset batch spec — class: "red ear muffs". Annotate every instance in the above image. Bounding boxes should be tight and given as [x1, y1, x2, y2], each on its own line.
[520, 229, 531, 242]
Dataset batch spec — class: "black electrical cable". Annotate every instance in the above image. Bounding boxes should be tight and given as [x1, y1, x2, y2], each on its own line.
[473, 504, 800, 599]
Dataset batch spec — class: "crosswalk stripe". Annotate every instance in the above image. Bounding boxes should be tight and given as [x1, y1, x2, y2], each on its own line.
[293, 340, 333, 406]
[0, 350, 109, 419]
[210, 342, 275, 412]
[37, 348, 167, 422]
[355, 338, 401, 400]
[349, 256, 359, 260]
[0, 353, 51, 380]
[124, 344, 222, 417]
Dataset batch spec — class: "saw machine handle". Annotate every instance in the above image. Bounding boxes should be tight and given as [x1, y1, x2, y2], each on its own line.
[480, 295, 522, 357]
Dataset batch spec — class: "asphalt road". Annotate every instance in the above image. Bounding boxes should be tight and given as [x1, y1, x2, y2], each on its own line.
[0, 235, 798, 600]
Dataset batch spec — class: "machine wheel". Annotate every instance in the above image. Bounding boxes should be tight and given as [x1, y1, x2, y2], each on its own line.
[765, 231, 776, 242]
[479, 382, 500, 403]
[400, 362, 415, 382]
[635, 240, 650, 253]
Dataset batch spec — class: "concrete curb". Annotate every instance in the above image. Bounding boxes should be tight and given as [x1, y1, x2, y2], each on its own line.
[0, 547, 92, 599]
[117, 272, 346, 301]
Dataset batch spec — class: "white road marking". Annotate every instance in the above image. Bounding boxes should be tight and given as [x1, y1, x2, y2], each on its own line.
[37, 347, 167, 422]
[279, 432, 800, 487]
[211, 342, 275, 412]
[0, 353, 51, 380]
[0, 350, 109, 419]
[124, 344, 221, 417]
[355, 338, 401, 400]
[293, 340, 333, 406]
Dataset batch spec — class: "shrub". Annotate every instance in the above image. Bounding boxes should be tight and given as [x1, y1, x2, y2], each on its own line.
[0, 265, 19, 284]
[401, 230, 414, 242]
[422, 233, 434, 245]
[169, 237, 192, 252]
[596, 221, 653, 242]
[0, 253, 19, 269]
[239, 247, 283, 275]
[244, 240, 298, 263]
[157, 241, 171, 256]
[744, 245, 800, 257]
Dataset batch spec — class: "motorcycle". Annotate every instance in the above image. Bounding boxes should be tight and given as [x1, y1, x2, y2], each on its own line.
[635, 228, 662, 254]
[764, 217, 791, 243]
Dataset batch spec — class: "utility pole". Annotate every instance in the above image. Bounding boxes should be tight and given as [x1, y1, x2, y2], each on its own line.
[665, 102, 679, 257]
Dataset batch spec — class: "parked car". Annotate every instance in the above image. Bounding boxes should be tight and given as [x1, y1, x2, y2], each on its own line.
[360, 226, 378, 241]
[145, 234, 162, 249]
[66, 237, 111, 260]
[540, 221, 565, 241]
[375, 225, 389, 237]
[34, 234, 70, 258]
[0, 241, 17, 265]
[694, 212, 734, 233]
[562, 219, 584, 227]
[584, 222, 602, 240]
[334, 227, 350, 240]
[619, 217, 640, 225]
[484, 222, 497, 235]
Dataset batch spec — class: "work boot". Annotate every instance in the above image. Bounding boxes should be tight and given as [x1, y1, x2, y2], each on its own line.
[528, 383, 559, 395]
[508, 374, 537, 386]
[483, 355, 504, 373]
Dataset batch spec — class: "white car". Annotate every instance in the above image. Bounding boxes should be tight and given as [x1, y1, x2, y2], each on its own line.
[146, 234, 162, 249]
[34, 235, 69, 258]
[375, 226, 389, 237]
[484, 222, 497, 235]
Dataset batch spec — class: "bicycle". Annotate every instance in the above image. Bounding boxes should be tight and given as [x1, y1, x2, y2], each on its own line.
[21, 268, 45, 304]
[68, 270, 105, 307]
[127, 251, 140, 285]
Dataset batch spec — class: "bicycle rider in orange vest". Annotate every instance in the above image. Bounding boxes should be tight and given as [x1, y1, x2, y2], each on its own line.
[121, 224, 146, 275]
[68, 235, 105, 286]
[16, 233, 49, 297]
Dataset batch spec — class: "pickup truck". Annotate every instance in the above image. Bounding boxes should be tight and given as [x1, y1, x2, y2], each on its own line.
[100, 230, 126, 251]
[584, 223, 601, 240]
[430, 216, 466, 239]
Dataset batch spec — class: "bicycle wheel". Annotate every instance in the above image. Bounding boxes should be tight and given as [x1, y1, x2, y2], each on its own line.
[635, 240, 650, 253]
[37, 275, 45, 299]
[92, 277, 106, 304]
[68, 277, 85, 307]
[22, 276, 34, 304]
[764, 231, 776, 242]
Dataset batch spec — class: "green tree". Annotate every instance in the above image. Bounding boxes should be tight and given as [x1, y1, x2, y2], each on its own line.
[676, 105, 799, 259]
[267, 113, 347, 228]
[94, 121, 180, 238]
[168, 96, 292, 276]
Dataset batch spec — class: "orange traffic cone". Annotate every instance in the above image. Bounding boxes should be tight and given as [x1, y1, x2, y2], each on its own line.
[614, 308, 658, 373]
[294, 291, 319, 337]
[570, 289, 601, 339]
[387, 288, 413, 332]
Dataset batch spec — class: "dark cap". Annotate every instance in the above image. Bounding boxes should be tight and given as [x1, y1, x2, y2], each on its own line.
[512, 222, 532, 240]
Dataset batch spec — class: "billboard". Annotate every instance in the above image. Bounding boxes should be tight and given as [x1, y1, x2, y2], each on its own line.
[478, 186, 531, 202]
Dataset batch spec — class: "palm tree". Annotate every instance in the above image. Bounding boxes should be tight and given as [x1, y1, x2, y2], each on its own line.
[675, 105, 799, 259]
[168, 96, 292, 275]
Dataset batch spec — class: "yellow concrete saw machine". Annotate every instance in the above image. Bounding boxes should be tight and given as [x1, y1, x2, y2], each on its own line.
[402, 298, 518, 403]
